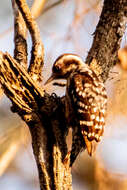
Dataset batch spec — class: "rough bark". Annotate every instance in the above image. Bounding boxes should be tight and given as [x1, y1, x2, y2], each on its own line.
[12, 0, 27, 68]
[86, 0, 127, 82]
[15, 0, 44, 82]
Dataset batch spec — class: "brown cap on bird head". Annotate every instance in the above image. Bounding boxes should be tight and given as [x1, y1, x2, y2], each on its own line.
[45, 53, 85, 85]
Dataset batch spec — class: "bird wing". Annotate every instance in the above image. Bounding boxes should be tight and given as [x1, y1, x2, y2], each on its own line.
[66, 68, 107, 143]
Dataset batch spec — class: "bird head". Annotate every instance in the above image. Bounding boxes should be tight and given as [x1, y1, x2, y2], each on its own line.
[45, 53, 85, 85]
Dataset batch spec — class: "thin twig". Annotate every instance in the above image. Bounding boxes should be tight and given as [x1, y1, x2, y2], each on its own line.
[31, 0, 46, 19]
[72, 0, 100, 26]
[42, 0, 64, 14]
[0, 125, 24, 176]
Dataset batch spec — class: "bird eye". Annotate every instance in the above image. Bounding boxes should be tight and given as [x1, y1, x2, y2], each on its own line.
[53, 65, 60, 73]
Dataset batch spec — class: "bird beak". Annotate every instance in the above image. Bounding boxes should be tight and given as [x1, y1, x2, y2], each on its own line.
[44, 74, 55, 85]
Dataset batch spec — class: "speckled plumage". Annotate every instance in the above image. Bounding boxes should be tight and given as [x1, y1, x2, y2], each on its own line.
[45, 54, 107, 166]
[66, 65, 107, 142]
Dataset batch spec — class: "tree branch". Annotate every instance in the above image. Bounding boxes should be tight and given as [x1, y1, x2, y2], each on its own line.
[15, 0, 44, 82]
[42, 0, 64, 15]
[0, 51, 71, 189]
[86, 0, 127, 82]
[12, 0, 27, 68]
[0, 0, 127, 189]
[31, 0, 46, 19]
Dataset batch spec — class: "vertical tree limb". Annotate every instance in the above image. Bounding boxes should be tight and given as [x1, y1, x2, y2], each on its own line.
[86, 0, 127, 82]
[0, 51, 72, 189]
[12, 0, 27, 68]
[15, 0, 44, 82]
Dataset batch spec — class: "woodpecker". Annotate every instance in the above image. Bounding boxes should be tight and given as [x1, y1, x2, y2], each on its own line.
[45, 54, 107, 165]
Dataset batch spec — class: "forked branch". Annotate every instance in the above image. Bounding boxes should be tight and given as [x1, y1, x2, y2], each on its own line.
[0, 51, 71, 189]
[0, 0, 126, 190]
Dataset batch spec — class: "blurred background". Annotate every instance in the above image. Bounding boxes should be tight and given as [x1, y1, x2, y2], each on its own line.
[0, 0, 127, 189]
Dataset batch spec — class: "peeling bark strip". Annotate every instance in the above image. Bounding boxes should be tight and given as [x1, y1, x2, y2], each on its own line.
[0, 0, 126, 190]
[0, 52, 44, 113]
[86, 0, 127, 82]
